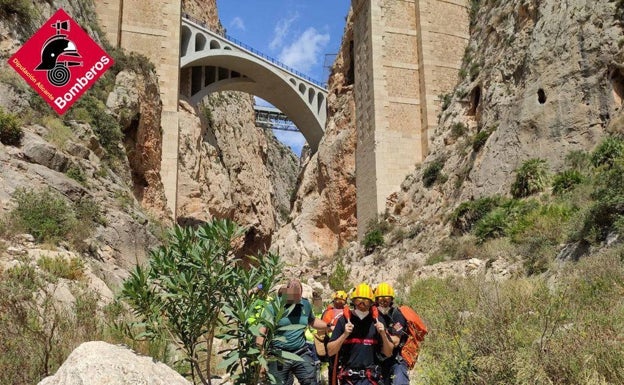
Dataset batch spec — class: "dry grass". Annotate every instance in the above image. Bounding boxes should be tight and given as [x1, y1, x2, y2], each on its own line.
[407, 247, 624, 385]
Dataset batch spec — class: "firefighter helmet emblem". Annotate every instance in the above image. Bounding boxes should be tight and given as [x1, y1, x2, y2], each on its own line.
[35, 20, 82, 87]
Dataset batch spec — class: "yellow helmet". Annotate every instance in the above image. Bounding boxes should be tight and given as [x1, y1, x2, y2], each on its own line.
[351, 283, 374, 301]
[333, 290, 348, 301]
[374, 282, 395, 298]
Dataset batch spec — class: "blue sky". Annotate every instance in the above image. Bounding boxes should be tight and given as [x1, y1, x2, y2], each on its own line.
[215, 0, 351, 155]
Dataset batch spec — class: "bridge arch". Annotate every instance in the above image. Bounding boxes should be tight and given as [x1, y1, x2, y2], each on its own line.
[180, 19, 327, 152]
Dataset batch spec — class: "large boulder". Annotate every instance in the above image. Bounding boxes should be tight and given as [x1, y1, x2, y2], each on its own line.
[38, 341, 191, 385]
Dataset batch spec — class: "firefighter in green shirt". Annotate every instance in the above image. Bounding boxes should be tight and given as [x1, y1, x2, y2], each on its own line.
[258, 279, 329, 385]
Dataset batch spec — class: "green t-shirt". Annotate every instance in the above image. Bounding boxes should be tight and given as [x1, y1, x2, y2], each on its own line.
[270, 298, 315, 352]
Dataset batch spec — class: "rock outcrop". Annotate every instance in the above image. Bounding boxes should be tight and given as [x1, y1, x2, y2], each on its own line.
[0, 2, 164, 288]
[107, 68, 170, 221]
[38, 341, 191, 385]
[272, 9, 358, 265]
[176, 93, 289, 253]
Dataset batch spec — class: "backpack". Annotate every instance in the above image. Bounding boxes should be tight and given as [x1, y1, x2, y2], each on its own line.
[314, 305, 347, 359]
[395, 305, 427, 369]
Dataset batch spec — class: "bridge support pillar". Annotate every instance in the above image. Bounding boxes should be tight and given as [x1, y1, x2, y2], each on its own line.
[352, 0, 469, 238]
[96, 0, 182, 218]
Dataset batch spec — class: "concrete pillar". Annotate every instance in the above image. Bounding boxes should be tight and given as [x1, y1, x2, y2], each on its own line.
[96, 0, 182, 217]
[354, 0, 468, 238]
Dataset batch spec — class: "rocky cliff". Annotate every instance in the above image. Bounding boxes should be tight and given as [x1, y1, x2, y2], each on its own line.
[0, 0, 299, 284]
[353, 0, 624, 285]
[271, 9, 358, 269]
[0, 1, 163, 288]
[273, 0, 624, 288]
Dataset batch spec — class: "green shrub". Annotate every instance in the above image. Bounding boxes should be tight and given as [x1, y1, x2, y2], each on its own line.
[6, 189, 103, 248]
[474, 208, 508, 243]
[121, 219, 286, 385]
[43, 116, 73, 148]
[439, 93, 452, 112]
[450, 196, 504, 234]
[9, 188, 76, 243]
[407, 250, 624, 385]
[66, 165, 87, 184]
[0, 261, 110, 385]
[473, 199, 538, 243]
[423, 159, 445, 187]
[564, 149, 591, 171]
[0, 107, 23, 146]
[509, 203, 574, 274]
[590, 136, 624, 169]
[0, 0, 32, 19]
[362, 218, 388, 253]
[576, 157, 624, 243]
[362, 229, 384, 253]
[450, 122, 468, 139]
[328, 255, 352, 292]
[509, 203, 573, 244]
[552, 169, 583, 195]
[472, 129, 492, 152]
[511, 158, 550, 198]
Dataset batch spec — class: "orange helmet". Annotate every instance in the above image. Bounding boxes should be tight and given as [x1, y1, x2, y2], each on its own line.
[374, 282, 395, 299]
[351, 283, 374, 301]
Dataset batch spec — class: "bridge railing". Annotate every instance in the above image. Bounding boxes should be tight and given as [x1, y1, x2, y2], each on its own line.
[182, 13, 326, 89]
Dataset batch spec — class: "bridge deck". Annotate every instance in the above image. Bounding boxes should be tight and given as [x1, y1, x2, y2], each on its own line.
[254, 105, 298, 131]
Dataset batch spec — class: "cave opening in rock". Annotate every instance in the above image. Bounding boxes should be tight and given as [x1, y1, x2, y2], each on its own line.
[468, 86, 481, 116]
[610, 69, 624, 107]
[537, 88, 546, 104]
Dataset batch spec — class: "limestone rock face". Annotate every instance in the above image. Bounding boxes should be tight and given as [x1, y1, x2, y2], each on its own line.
[0, 1, 166, 288]
[38, 341, 191, 385]
[177, 99, 233, 223]
[265, 130, 300, 228]
[371, 0, 624, 283]
[182, 0, 222, 32]
[176, 93, 299, 253]
[107, 69, 170, 221]
[272, 9, 357, 263]
[175, 0, 299, 254]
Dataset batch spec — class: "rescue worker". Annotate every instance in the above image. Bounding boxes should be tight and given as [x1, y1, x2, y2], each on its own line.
[327, 283, 394, 385]
[315, 290, 349, 383]
[258, 279, 329, 385]
[321, 291, 349, 331]
[374, 283, 409, 385]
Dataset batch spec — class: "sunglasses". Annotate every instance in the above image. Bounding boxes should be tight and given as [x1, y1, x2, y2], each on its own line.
[376, 296, 393, 301]
[352, 298, 372, 306]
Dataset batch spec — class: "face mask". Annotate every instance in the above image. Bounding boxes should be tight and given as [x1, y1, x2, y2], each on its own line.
[354, 309, 369, 319]
[378, 306, 390, 315]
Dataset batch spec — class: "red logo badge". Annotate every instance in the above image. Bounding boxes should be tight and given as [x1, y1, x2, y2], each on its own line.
[8, 8, 114, 115]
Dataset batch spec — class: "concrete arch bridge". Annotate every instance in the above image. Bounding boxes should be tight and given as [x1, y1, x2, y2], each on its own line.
[179, 15, 327, 151]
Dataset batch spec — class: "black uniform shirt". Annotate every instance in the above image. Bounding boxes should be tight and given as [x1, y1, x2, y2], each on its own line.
[379, 307, 408, 358]
[330, 311, 388, 369]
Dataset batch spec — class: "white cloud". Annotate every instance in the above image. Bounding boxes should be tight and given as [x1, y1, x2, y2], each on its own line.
[278, 27, 330, 73]
[269, 13, 299, 51]
[229, 16, 246, 31]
